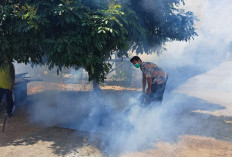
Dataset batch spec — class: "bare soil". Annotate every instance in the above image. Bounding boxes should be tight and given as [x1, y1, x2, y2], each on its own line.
[1, 111, 232, 157]
[0, 111, 104, 157]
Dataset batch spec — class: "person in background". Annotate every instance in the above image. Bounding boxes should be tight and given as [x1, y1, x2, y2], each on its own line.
[130, 56, 168, 106]
[0, 59, 15, 117]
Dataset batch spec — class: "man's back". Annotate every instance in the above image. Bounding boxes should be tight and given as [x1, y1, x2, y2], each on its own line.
[0, 62, 12, 90]
[141, 62, 168, 84]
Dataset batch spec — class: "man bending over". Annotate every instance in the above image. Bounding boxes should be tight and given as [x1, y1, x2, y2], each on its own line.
[130, 56, 168, 106]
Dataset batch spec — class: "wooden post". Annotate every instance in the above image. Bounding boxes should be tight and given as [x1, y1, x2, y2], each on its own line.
[2, 114, 7, 132]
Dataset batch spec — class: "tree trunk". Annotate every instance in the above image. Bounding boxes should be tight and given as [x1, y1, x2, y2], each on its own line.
[93, 79, 101, 91]
[87, 69, 101, 92]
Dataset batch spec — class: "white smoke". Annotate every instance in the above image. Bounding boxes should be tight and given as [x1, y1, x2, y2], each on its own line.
[141, 0, 232, 70]
[14, 0, 232, 156]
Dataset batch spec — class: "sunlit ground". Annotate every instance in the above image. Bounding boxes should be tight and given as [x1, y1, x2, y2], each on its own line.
[27, 82, 140, 95]
[175, 61, 232, 117]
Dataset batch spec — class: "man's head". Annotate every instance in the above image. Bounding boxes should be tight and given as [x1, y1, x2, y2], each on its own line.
[130, 56, 142, 68]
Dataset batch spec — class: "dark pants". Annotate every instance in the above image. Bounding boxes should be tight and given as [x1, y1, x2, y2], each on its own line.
[149, 78, 168, 105]
[0, 88, 14, 114]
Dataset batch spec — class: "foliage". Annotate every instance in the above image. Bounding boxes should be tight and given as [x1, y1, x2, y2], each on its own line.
[0, 0, 197, 83]
[0, 0, 45, 63]
[120, 0, 197, 54]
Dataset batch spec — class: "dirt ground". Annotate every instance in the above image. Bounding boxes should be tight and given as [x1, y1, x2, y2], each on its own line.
[1, 111, 232, 157]
[121, 135, 232, 157]
[0, 111, 104, 157]
[1, 62, 232, 157]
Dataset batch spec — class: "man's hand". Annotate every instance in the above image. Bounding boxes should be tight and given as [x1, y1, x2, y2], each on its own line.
[10, 84, 14, 90]
[143, 89, 146, 94]
[145, 88, 151, 94]
[147, 90, 151, 94]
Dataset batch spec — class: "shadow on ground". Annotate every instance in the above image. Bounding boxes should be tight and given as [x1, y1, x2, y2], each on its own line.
[4, 127, 84, 156]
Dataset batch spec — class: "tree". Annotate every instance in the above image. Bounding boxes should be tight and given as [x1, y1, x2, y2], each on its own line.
[0, 0, 197, 86]
[0, 0, 45, 63]
[119, 0, 197, 55]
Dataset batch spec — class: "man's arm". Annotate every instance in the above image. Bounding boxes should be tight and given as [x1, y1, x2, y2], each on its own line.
[142, 74, 146, 94]
[10, 63, 15, 90]
[147, 77, 152, 94]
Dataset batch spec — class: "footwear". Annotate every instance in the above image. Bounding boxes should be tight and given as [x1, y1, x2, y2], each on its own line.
[7, 112, 13, 118]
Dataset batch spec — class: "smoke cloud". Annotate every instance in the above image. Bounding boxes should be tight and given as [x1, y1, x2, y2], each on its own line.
[14, 0, 232, 156]
[143, 0, 232, 69]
